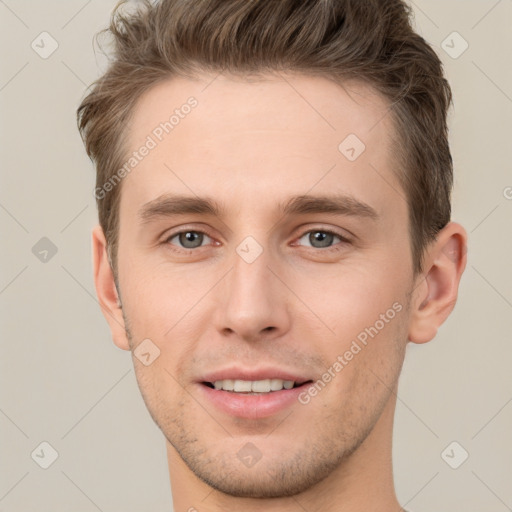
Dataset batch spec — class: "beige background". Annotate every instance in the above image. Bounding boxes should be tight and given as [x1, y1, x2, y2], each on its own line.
[1, 1, 511, 510]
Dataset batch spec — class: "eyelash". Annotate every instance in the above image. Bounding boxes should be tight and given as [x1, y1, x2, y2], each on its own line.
[163, 227, 351, 253]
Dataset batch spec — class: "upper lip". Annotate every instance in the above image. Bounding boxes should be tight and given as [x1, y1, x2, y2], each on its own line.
[200, 367, 312, 385]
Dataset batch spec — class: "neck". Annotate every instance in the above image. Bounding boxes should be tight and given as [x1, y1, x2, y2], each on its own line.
[167, 393, 401, 512]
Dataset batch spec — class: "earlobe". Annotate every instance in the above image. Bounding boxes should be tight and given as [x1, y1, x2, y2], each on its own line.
[408, 222, 467, 344]
[91, 225, 131, 351]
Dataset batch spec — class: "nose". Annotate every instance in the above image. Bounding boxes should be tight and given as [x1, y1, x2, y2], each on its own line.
[214, 246, 291, 342]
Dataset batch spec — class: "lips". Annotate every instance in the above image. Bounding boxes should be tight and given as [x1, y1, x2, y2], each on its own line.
[197, 367, 314, 419]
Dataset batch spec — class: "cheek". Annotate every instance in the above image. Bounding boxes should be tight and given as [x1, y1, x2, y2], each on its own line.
[295, 262, 407, 338]
[119, 268, 209, 392]
[119, 261, 200, 333]
[301, 266, 409, 395]
[308, 303, 408, 425]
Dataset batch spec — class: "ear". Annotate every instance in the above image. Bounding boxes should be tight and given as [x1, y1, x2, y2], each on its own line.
[408, 222, 468, 344]
[91, 225, 130, 351]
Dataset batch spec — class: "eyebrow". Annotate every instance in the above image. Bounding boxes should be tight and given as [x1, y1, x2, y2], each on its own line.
[138, 193, 378, 224]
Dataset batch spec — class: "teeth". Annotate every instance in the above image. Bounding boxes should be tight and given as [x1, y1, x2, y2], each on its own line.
[270, 378, 284, 391]
[234, 379, 252, 392]
[212, 379, 296, 393]
[251, 379, 271, 393]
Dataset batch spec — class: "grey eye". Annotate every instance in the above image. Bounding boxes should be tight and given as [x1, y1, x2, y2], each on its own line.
[168, 231, 211, 249]
[298, 230, 341, 249]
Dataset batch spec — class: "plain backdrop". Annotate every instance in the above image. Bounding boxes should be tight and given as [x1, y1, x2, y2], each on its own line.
[1, 1, 511, 511]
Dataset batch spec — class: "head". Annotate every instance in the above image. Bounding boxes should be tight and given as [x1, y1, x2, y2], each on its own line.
[79, 0, 467, 501]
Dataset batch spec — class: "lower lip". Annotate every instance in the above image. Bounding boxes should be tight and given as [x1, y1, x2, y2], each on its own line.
[198, 383, 310, 419]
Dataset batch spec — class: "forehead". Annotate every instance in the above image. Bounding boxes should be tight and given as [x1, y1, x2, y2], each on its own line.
[119, 72, 404, 224]
[128, 72, 393, 150]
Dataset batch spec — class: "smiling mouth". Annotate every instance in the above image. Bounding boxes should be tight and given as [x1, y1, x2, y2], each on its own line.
[202, 379, 313, 394]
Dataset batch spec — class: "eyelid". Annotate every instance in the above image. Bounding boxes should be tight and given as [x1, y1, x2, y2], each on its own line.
[295, 222, 354, 240]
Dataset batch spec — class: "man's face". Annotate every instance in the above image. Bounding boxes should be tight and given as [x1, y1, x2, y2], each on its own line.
[115, 72, 415, 497]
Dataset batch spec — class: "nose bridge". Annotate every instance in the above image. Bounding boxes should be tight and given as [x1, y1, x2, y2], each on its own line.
[232, 245, 270, 302]
[217, 239, 290, 340]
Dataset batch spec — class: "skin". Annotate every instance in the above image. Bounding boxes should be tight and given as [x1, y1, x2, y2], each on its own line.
[92, 72, 467, 512]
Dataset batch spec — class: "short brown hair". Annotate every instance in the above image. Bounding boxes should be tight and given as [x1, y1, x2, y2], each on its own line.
[77, 0, 453, 279]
